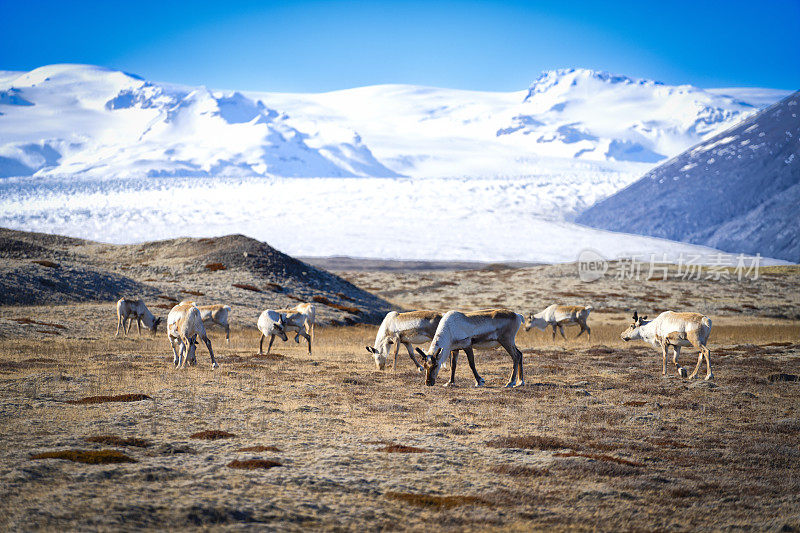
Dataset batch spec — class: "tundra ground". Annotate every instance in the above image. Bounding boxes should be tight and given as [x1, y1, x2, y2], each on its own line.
[0, 263, 799, 531]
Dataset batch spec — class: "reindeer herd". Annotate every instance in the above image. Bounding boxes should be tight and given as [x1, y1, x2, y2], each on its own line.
[115, 297, 714, 385]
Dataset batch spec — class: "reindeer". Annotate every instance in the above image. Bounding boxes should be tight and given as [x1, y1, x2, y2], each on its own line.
[525, 304, 592, 341]
[415, 309, 525, 388]
[620, 310, 713, 380]
[366, 310, 439, 371]
[196, 304, 232, 344]
[115, 298, 162, 337]
[257, 309, 288, 355]
[274, 303, 316, 355]
[167, 302, 218, 369]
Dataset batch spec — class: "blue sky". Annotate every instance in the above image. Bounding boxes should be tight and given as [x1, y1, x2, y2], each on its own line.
[1, 0, 798, 92]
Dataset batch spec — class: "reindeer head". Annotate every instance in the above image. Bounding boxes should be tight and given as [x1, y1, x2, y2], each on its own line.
[415, 347, 444, 386]
[151, 317, 163, 334]
[365, 338, 393, 370]
[186, 336, 198, 365]
[275, 316, 288, 342]
[524, 313, 547, 332]
[620, 311, 648, 341]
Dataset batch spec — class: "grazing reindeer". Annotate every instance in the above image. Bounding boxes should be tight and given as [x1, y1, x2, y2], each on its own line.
[115, 298, 162, 337]
[415, 309, 525, 388]
[525, 304, 592, 341]
[257, 309, 288, 355]
[621, 310, 713, 380]
[197, 304, 232, 344]
[167, 302, 218, 369]
[275, 303, 316, 355]
[366, 310, 440, 371]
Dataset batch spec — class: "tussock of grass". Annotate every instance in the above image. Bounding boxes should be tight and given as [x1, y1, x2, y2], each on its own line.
[11, 318, 66, 329]
[190, 430, 236, 440]
[181, 290, 204, 296]
[377, 444, 428, 453]
[554, 451, 643, 467]
[489, 464, 550, 477]
[232, 283, 260, 292]
[204, 262, 226, 271]
[67, 394, 151, 405]
[32, 259, 59, 268]
[385, 492, 488, 509]
[157, 295, 178, 302]
[84, 435, 152, 448]
[228, 459, 282, 470]
[236, 445, 282, 452]
[31, 449, 136, 464]
[486, 435, 574, 451]
[312, 295, 360, 314]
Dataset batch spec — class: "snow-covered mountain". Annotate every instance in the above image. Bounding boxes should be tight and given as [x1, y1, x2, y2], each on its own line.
[0, 64, 399, 178]
[577, 91, 800, 262]
[0, 64, 789, 180]
[0, 64, 792, 264]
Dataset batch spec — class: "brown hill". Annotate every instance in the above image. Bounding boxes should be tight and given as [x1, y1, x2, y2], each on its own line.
[0, 228, 393, 325]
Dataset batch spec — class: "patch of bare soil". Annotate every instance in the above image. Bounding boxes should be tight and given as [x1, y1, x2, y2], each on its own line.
[84, 436, 152, 448]
[190, 430, 236, 440]
[66, 394, 151, 405]
[30, 450, 136, 464]
[227, 459, 282, 470]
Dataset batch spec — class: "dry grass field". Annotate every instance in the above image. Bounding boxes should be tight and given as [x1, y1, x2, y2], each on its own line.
[1, 261, 799, 531]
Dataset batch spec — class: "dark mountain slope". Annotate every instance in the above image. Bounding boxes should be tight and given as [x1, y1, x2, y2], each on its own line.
[577, 91, 800, 262]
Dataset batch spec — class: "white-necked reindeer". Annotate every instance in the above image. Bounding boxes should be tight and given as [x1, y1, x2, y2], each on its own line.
[197, 304, 232, 344]
[366, 310, 440, 371]
[415, 309, 525, 388]
[274, 303, 316, 355]
[525, 304, 592, 341]
[167, 302, 218, 369]
[115, 298, 162, 337]
[620, 310, 713, 380]
[256, 309, 288, 355]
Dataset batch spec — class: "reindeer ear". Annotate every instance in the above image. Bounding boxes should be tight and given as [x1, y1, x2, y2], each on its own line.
[435, 347, 442, 357]
[632, 311, 638, 321]
[415, 347, 426, 357]
[642, 316, 648, 321]
[366, 346, 374, 354]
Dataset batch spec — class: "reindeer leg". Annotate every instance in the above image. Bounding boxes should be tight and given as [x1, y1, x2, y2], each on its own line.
[551, 324, 557, 342]
[258, 334, 265, 355]
[300, 331, 311, 355]
[702, 346, 714, 380]
[661, 341, 668, 376]
[115, 314, 122, 337]
[558, 324, 567, 340]
[515, 346, 525, 387]
[576, 324, 586, 338]
[463, 347, 485, 387]
[267, 335, 275, 354]
[202, 335, 217, 369]
[500, 340, 519, 387]
[405, 343, 423, 372]
[444, 350, 458, 387]
[169, 337, 180, 367]
[225, 324, 230, 344]
[672, 345, 687, 377]
[136, 317, 142, 335]
[393, 340, 401, 371]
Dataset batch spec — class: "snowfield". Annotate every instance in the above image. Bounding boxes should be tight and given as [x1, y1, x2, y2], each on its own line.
[0, 64, 791, 263]
[0, 174, 781, 264]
